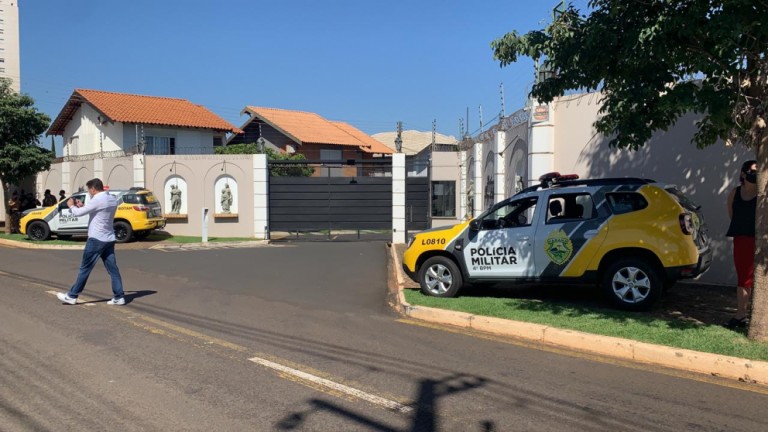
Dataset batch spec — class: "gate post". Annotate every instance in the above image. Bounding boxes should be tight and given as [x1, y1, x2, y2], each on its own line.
[61, 161, 71, 198]
[253, 154, 269, 240]
[495, 129, 506, 204]
[392, 153, 406, 244]
[473, 143, 483, 217]
[132, 154, 145, 188]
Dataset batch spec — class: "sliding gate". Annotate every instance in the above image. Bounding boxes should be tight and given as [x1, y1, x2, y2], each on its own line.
[268, 160, 393, 241]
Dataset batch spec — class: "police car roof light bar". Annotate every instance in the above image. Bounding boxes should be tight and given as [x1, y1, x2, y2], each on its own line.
[538, 172, 580, 188]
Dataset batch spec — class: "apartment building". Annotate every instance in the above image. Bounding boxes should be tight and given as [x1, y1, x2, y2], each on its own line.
[0, 0, 19, 92]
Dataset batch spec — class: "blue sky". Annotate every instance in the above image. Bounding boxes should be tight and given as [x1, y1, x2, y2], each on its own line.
[20, 0, 588, 145]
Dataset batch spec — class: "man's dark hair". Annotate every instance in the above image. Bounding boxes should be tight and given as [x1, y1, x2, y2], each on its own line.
[86, 178, 104, 191]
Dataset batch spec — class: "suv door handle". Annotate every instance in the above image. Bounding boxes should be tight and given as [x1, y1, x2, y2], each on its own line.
[584, 230, 599, 239]
[517, 235, 530, 241]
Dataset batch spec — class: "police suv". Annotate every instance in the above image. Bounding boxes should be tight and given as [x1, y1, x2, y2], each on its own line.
[20, 187, 166, 243]
[402, 173, 712, 310]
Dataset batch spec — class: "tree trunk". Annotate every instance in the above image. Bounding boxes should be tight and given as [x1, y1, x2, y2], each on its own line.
[2, 181, 9, 235]
[749, 140, 768, 341]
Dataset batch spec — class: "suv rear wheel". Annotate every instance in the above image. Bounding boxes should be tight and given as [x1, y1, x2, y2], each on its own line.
[419, 256, 463, 298]
[113, 221, 133, 243]
[602, 259, 661, 311]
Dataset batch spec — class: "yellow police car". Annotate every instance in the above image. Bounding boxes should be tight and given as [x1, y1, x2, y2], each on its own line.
[20, 187, 166, 243]
[403, 173, 712, 310]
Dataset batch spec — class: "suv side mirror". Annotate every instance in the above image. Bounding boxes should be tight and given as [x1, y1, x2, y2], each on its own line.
[469, 219, 480, 231]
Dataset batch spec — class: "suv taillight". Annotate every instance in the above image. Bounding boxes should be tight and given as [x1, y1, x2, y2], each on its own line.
[679, 213, 693, 235]
[133, 205, 148, 212]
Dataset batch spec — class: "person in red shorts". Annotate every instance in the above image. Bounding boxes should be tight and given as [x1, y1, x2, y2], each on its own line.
[725, 160, 757, 329]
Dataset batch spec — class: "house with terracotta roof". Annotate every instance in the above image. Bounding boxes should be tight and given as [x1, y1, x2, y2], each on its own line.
[47, 89, 241, 157]
[227, 106, 393, 163]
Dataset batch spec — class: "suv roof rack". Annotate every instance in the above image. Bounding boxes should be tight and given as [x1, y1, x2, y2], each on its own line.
[516, 172, 653, 195]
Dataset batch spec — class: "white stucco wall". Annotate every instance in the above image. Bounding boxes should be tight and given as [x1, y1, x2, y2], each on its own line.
[62, 104, 124, 155]
[177, 129, 214, 154]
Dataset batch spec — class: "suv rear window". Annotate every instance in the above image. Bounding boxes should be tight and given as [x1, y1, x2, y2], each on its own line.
[606, 192, 648, 214]
[665, 187, 700, 212]
[121, 194, 151, 205]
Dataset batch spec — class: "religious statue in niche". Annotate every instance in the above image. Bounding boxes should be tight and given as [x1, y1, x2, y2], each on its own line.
[220, 183, 233, 213]
[170, 185, 182, 214]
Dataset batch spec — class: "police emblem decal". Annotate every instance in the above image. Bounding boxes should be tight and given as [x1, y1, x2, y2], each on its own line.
[545, 229, 573, 265]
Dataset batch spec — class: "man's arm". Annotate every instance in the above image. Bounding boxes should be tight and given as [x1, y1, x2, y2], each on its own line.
[68, 195, 101, 217]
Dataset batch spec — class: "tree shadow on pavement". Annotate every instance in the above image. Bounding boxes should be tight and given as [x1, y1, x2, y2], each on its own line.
[274, 374, 492, 432]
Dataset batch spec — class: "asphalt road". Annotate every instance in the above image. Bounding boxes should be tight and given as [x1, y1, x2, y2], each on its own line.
[1, 241, 767, 431]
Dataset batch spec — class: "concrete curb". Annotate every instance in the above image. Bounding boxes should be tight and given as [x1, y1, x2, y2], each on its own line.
[0, 237, 83, 250]
[388, 245, 768, 386]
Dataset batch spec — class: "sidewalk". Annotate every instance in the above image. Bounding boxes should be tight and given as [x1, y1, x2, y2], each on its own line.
[387, 244, 768, 387]
[0, 236, 268, 251]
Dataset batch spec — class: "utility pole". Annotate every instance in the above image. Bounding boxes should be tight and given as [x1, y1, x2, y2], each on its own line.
[431, 119, 436, 154]
[500, 83, 506, 122]
[479, 105, 484, 134]
[394, 121, 403, 153]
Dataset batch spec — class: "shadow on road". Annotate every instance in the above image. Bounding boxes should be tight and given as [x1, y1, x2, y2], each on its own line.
[275, 375, 492, 432]
[76, 290, 157, 305]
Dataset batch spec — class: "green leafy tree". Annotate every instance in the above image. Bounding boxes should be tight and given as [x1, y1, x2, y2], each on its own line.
[492, 0, 768, 340]
[215, 142, 315, 176]
[0, 78, 52, 233]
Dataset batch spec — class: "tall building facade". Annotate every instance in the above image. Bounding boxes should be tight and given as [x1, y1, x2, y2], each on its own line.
[0, 0, 20, 92]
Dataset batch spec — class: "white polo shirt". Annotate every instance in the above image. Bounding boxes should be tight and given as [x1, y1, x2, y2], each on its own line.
[69, 191, 118, 242]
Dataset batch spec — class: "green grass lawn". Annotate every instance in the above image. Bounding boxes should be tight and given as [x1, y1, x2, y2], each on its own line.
[0, 233, 81, 245]
[404, 289, 768, 361]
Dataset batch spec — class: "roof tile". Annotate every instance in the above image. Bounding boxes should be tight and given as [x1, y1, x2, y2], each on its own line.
[48, 89, 241, 135]
[243, 107, 389, 153]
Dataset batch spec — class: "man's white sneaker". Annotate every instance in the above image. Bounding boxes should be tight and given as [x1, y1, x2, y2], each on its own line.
[107, 297, 125, 305]
[56, 292, 77, 305]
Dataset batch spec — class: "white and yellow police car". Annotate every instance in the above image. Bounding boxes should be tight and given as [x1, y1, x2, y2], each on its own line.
[403, 173, 712, 310]
[20, 187, 166, 243]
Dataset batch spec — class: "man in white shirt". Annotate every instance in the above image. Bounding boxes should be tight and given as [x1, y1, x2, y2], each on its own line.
[56, 178, 126, 305]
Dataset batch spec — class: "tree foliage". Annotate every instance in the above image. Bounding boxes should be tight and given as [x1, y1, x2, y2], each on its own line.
[491, 0, 768, 150]
[214, 142, 315, 176]
[491, 0, 768, 341]
[0, 77, 52, 205]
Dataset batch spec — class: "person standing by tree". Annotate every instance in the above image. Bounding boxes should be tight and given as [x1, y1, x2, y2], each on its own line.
[56, 178, 125, 306]
[7, 191, 20, 233]
[0, 77, 52, 234]
[42, 189, 57, 207]
[59, 190, 66, 202]
[725, 160, 758, 328]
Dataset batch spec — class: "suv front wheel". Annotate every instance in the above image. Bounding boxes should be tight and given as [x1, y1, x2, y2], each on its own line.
[419, 256, 463, 298]
[28, 221, 51, 241]
[602, 259, 661, 311]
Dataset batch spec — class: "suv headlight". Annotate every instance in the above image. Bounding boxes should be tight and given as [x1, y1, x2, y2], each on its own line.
[407, 235, 415, 248]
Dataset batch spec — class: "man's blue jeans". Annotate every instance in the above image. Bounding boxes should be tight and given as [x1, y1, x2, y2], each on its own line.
[67, 238, 124, 299]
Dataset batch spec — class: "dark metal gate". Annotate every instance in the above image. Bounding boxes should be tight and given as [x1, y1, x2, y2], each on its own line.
[268, 160, 393, 241]
[406, 158, 431, 234]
